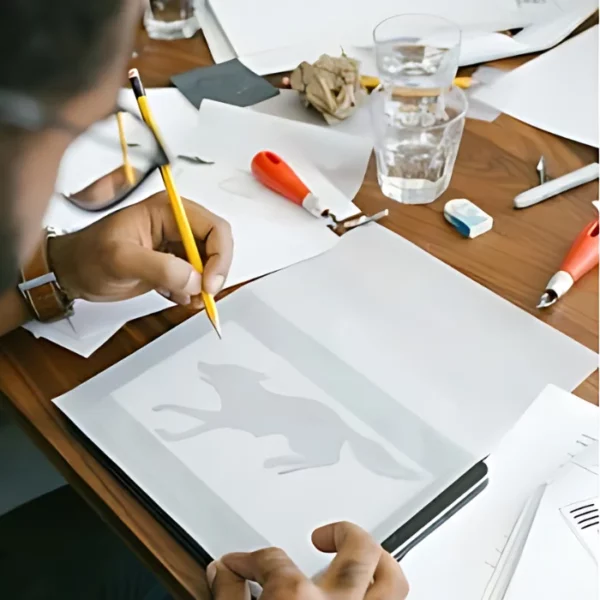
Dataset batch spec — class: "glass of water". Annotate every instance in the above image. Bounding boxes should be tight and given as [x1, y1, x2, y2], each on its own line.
[144, 0, 204, 40]
[370, 84, 467, 204]
[371, 14, 466, 204]
[374, 14, 461, 92]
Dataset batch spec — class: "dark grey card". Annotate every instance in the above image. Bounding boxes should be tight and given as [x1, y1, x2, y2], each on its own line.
[171, 59, 280, 109]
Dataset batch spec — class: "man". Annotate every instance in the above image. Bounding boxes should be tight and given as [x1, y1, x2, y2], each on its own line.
[0, 1, 409, 599]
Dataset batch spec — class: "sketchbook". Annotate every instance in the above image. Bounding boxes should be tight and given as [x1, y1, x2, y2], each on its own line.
[53, 224, 597, 576]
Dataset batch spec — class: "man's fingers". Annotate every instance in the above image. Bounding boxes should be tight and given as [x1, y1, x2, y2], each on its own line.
[202, 218, 233, 295]
[207, 561, 250, 600]
[222, 548, 308, 594]
[312, 522, 381, 599]
[365, 552, 409, 600]
[111, 243, 202, 298]
[148, 195, 233, 296]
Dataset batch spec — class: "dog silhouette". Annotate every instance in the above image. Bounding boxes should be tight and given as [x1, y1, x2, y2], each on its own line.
[153, 362, 420, 480]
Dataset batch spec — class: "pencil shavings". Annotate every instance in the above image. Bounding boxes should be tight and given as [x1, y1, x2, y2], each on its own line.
[289, 53, 366, 125]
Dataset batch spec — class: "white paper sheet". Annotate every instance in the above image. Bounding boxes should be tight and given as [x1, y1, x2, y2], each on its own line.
[202, 0, 596, 74]
[23, 318, 124, 358]
[402, 384, 598, 599]
[465, 67, 505, 123]
[194, 99, 372, 204]
[473, 26, 599, 147]
[505, 442, 599, 600]
[248, 225, 597, 451]
[23, 294, 173, 341]
[29, 88, 363, 355]
[209, 0, 555, 58]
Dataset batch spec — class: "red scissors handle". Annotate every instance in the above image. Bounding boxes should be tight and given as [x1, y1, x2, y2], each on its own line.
[561, 218, 599, 282]
[251, 151, 310, 206]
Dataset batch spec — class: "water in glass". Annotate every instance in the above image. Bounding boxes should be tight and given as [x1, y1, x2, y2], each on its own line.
[372, 15, 465, 204]
[371, 86, 467, 204]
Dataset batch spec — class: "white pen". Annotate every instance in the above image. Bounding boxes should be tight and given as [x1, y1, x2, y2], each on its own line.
[514, 162, 599, 209]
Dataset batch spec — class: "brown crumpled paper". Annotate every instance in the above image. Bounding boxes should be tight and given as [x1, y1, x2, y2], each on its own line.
[289, 53, 365, 124]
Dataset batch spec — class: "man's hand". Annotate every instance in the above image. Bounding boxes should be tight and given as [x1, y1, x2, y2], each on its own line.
[207, 522, 409, 600]
[48, 192, 233, 307]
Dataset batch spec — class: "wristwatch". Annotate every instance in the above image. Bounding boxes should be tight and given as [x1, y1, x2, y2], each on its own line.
[18, 227, 74, 322]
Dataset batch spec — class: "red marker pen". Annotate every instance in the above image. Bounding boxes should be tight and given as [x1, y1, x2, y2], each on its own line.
[538, 218, 599, 308]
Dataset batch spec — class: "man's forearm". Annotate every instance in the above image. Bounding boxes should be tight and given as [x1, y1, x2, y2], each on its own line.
[0, 288, 30, 337]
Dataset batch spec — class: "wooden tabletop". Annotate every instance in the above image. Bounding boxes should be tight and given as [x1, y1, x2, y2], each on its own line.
[0, 27, 598, 600]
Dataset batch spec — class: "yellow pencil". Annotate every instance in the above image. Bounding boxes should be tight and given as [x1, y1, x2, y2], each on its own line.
[116, 111, 136, 186]
[128, 68, 222, 339]
[359, 75, 473, 91]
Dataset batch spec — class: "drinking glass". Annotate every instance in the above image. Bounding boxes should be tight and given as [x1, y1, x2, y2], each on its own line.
[144, 0, 204, 40]
[373, 14, 461, 92]
[371, 14, 466, 204]
[370, 85, 467, 205]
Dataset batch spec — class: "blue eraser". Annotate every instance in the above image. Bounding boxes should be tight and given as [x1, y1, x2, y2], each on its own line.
[444, 199, 493, 239]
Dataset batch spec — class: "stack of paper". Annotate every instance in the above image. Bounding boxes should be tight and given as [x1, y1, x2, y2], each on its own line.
[201, 0, 596, 75]
[27, 88, 374, 356]
[402, 384, 598, 599]
[473, 26, 599, 148]
[503, 441, 598, 600]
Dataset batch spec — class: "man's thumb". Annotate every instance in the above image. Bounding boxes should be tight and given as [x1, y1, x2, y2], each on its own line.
[206, 561, 250, 600]
[117, 244, 202, 297]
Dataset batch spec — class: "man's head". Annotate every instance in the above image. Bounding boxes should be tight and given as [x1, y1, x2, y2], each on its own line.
[0, 0, 141, 292]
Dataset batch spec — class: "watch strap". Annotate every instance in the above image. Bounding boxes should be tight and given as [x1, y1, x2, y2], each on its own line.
[19, 228, 73, 322]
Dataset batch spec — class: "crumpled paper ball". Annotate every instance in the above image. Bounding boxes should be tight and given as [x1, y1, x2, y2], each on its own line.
[288, 53, 366, 124]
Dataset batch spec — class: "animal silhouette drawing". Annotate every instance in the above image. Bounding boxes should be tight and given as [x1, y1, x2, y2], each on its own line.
[152, 362, 420, 480]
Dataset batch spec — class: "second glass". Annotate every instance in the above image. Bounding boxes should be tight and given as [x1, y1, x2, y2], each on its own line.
[144, 0, 204, 40]
[373, 14, 461, 92]
[371, 14, 466, 204]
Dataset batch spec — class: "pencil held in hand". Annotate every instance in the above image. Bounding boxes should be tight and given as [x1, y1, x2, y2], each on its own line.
[127, 68, 222, 338]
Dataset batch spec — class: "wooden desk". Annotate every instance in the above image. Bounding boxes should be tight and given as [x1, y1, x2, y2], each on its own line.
[0, 29, 598, 600]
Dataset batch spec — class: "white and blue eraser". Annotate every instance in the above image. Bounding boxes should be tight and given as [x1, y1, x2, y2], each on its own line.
[444, 199, 493, 239]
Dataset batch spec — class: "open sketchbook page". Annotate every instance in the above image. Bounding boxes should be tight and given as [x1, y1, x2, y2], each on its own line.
[402, 384, 598, 600]
[54, 226, 596, 574]
[247, 225, 597, 452]
[54, 307, 475, 577]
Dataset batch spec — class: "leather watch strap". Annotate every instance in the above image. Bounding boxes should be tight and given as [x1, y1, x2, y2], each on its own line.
[19, 228, 73, 322]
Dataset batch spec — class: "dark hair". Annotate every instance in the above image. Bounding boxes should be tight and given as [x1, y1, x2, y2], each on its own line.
[0, 0, 125, 294]
[0, 0, 124, 103]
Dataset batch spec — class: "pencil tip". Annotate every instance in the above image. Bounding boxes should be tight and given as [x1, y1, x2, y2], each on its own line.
[128, 67, 139, 79]
[210, 316, 222, 339]
[67, 316, 77, 334]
